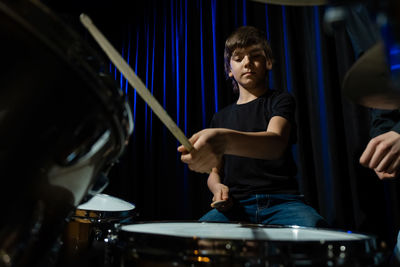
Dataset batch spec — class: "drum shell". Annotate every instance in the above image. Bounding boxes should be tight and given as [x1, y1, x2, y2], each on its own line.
[111, 222, 389, 267]
[60, 194, 136, 266]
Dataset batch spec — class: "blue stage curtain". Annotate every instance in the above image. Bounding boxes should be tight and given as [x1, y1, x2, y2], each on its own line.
[74, 0, 400, 249]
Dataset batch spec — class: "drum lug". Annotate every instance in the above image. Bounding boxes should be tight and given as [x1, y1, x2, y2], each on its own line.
[104, 229, 118, 244]
[93, 228, 104, 241]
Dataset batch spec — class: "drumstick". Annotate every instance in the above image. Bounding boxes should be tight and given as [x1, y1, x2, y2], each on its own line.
[80, 14, 193, 152]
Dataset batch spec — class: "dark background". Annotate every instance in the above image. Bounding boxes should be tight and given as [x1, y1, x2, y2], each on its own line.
[44, 0, 400, 249]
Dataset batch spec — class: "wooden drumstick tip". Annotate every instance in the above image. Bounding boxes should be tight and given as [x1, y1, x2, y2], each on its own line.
[79, 13, 92, 26]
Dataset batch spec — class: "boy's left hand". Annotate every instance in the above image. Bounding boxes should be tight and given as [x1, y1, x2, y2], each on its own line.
[210, 199, 233, 211]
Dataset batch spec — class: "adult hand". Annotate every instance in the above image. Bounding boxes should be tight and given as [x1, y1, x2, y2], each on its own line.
[177, 128, 226, 173]
[374, 169, 399, 180]
[360, 131, 400, 179]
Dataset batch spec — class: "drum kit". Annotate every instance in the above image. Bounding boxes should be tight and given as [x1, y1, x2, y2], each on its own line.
[0, 0, 397, 266]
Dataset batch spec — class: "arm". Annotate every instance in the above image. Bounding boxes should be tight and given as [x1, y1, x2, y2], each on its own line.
[224, 115, 291, 159]
[207, 163, 233, 211]
[370, 109, 400, 138]
[360, 109, 400, 179]
[207, 164, 229, 202]
[178, 115, 291, 173]
[360, 131, 400, 179]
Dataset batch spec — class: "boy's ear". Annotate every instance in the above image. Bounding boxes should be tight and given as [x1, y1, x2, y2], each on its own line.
[266, 59, 272, 70]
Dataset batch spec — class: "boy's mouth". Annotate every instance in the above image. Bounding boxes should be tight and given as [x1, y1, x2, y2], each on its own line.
[242, 71, 255, 77]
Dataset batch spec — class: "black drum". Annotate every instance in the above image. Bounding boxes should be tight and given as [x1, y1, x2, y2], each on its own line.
[110, 222, 389, 267]
[0, 0, 133, 266]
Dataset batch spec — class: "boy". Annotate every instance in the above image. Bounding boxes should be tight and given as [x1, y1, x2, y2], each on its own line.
[178, 26, 327, 227]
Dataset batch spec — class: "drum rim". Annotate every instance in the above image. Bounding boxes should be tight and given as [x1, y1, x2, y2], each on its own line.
[71, 209, 135, 222]
[115, 221, 387, 265]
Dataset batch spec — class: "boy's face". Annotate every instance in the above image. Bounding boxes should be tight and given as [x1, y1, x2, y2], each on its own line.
[228, 44, 272, 91]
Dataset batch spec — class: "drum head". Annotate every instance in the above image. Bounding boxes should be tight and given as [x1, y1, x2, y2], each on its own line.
[116, 222, 388, 266]
[74, 194, 135, 222]
[78, 194, 135, 212]
[121, 222, 367, 241]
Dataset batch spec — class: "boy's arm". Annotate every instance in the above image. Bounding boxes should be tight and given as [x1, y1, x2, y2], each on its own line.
[207, 162, 229, 202]
[178, 115, 291, 173]
[207, 163, 233, 210]
[224, 115, 290, 159]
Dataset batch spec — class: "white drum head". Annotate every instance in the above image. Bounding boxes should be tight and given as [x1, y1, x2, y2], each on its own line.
[116, 222, 387, 266]
[77, 194, 135, 211]
[121, 222, 368, 241]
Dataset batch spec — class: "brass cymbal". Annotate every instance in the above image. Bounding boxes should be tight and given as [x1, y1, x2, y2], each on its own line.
[342, 41, 400, 110]
[248, 0, 328, 6]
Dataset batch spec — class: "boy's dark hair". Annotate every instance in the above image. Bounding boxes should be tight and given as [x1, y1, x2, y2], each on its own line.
[224, 26, 273, 93]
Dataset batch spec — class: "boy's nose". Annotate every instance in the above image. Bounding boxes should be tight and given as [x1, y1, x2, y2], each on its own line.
[243, 55, 252, 66]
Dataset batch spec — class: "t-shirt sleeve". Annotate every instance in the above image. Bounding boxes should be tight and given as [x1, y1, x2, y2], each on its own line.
[270, 92, 296, 125]
[370, 108, 400, 138]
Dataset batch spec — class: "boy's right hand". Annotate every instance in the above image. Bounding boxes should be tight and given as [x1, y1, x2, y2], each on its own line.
[177, 128, 226, 173]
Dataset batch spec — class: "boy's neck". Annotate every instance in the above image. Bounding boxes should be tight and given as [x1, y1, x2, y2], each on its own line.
[237, 86, 268, 104]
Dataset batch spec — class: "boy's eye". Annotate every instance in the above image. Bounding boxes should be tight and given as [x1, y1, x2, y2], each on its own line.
[232, 53, 264, 62]
[251, 53, 264, 59]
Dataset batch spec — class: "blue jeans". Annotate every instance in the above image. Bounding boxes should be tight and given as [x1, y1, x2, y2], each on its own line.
[199, 194, 328, 228]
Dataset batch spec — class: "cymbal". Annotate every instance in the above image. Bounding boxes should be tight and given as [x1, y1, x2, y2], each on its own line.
[248, 0, 327, 6]
[342, 41, 400, 110]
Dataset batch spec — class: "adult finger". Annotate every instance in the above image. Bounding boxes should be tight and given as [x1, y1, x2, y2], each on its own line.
[376, 170, 397, 180]
[375, 152, 396, 172]
[387, 157, 400, 174]
[359, 140, 376, 167]
[368, 142, 390, 169]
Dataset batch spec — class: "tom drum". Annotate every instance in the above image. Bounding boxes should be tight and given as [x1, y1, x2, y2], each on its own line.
[62, 194, 136, 266]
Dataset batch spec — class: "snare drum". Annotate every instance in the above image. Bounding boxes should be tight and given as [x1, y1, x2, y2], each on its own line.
[62, 194, 135, 264]
[113, 222, 388, 267]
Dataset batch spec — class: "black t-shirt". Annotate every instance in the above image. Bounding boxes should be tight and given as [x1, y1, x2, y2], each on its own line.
[210, 90, 299, 198]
